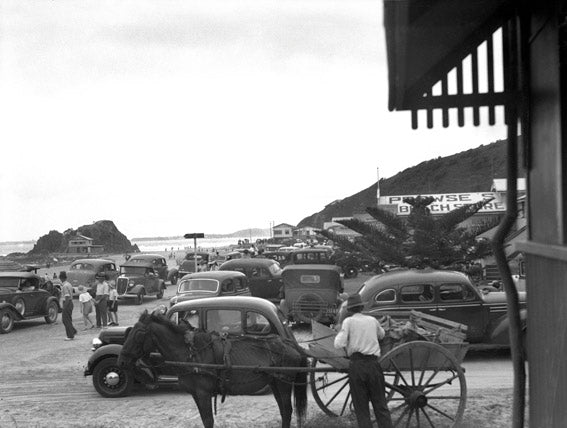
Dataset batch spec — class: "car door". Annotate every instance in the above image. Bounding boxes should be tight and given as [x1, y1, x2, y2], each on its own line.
[18, 278, 43, 316]
[436, 282, 486, 341]
[248, 266, 279, 301]
[146, 268, 160, 294]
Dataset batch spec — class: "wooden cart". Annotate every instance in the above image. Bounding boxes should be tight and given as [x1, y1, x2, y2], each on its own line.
[307, 310, 470, 427]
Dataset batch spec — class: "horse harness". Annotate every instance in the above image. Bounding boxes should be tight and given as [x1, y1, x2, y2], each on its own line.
[183, 330, 291, 402]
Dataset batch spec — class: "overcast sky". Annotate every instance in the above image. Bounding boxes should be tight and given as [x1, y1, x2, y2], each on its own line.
[0, 0, 506, 242]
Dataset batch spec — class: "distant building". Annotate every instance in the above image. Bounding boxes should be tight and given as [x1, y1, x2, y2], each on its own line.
[67, 234, 104, 254]
[293, 226, 318, 240]
[271, 223, 294, 242]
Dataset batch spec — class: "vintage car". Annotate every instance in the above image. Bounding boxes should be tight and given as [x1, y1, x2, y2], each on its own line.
[127, 254, 177, 284]
[169, 271, 250, 306]
[218, 258, 283, 303]
[67, 258, 119, 295]
[115, 261, 167, 305]
[288, 247, 335, 266]
[279, 264, 344, 324]
[0, 272, 60, 334]
[84, 296, 295, 397]
[174, 252, 212, 277]
[338, 269, 528, 348]
[262, 251, 291, 268]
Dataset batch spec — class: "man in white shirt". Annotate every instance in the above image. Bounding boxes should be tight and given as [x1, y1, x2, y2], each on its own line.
[94, 273, 110, 328]
[334, 294, 393, 428]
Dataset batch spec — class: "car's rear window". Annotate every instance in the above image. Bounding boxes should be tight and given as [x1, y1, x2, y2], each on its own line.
[71, 263, 94, 271]
[178, 279, 219, 293]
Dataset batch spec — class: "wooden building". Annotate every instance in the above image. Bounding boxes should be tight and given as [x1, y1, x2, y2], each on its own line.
[382, 0, 566, 425]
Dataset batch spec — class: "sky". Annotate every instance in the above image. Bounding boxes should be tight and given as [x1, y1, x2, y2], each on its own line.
[0, 0, 506, 242]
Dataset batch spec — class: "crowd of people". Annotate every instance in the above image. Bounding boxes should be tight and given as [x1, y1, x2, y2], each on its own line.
[58, 270, 119, 340]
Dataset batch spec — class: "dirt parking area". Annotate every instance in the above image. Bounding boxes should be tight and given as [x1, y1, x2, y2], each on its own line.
[0, 263, 518, 427]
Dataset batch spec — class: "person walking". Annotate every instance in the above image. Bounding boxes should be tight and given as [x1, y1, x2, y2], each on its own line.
[107, 279, 119, 326]
[78, 286, 95, 330]
[59, 271, 77, 341]
[94, 273, 110, 328]
[334, 294, 393, 428]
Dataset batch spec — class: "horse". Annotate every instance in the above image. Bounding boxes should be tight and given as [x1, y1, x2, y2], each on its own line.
[118, 310, 308, 428]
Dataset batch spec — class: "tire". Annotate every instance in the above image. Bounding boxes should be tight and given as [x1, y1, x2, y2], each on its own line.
[44, 301, 59, 324]
[156, 287, 164, 300]
[136, 292, 144, 305]
[0, 309, 15, 334]
[344, 266, 358, 279]
[92, 357, 134, 398]
[170, 273, 178, 286]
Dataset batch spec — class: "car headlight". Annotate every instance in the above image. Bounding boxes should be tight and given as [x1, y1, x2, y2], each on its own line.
[128, 281, 135, 287]
[91, 337, 103, 351]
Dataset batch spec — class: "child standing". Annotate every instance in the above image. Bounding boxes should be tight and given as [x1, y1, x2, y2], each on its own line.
[78, 286, 95, 330]
[108, 280, 119, 326]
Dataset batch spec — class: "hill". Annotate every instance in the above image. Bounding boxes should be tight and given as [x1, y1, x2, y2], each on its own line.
[297, 139, 523, 228]
[28, 220, 138, 255]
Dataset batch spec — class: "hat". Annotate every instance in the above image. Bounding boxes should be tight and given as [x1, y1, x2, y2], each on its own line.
[59, 271, 67, 281]
[78, 285, 85, 292]
[346, 294, 364, 310]
[95, 272, 106, 280]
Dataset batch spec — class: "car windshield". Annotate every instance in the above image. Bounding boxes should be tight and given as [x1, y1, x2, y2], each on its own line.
[120, 266, 148, 275]
[0, 277, 20, 288]
[71, 263, 94, 271]
[178, 278, 219, 293]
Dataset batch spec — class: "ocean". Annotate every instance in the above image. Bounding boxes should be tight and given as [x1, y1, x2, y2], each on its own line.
[0, 235, 268, 257]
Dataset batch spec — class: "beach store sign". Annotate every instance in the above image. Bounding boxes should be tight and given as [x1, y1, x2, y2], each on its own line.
[378, 192, 505, 216]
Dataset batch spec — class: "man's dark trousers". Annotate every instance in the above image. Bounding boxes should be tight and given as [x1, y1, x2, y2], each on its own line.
[349, 353, 393, 428]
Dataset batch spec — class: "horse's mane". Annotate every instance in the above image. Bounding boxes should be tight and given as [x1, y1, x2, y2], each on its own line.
[138, 309, 188, 335]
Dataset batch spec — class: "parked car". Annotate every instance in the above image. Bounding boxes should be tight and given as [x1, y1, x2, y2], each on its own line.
[169, 271, 250, 306]
[218, 258, 283, 303]
[338, 269, 527, 348]
[128, 254, 177, 284]
[174, 252, 212, 278]
[262, 251, 291, 268]
[288, 247, 334, 266]
[279, 264, 344, 324]
[0, 272, 60, 333]
[115, 261, 167, 305]
[67, 258, 119, 295]
[333, 250, 384, 279]
[84, 296, 296, 397]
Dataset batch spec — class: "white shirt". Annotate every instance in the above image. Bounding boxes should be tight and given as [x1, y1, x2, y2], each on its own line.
[334, 313, 386, 357]
[79, 292, 93, 303]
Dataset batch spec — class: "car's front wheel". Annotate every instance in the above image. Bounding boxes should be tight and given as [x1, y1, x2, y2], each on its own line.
[92, 357, 134, 398]
[0, 309, 15, 334]
[44, 301, 59, 324]
[156, 287, 164, 299]
[136, 292, 144, 305]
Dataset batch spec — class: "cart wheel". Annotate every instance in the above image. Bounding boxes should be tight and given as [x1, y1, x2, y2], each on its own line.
[380, 341, 467, 428]
[309, 358, 352, 417]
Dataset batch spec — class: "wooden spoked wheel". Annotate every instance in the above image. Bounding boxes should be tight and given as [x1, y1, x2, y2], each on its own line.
[309, 359, 352, 417]
[310, 341, 466, 427]
[381, 341, 467, 427]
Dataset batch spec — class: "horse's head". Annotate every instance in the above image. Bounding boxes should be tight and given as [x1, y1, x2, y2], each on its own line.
[118, 310, 155, 367]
